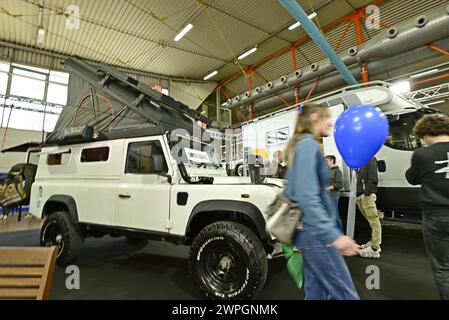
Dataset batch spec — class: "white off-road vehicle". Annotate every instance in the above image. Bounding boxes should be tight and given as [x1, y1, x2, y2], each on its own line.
[26, 58, 282, 300]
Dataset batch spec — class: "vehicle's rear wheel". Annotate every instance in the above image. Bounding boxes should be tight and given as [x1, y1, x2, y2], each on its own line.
[189, 221, 267, 300]
[234, 164, 244, 177]
[40, 211, 83, 266]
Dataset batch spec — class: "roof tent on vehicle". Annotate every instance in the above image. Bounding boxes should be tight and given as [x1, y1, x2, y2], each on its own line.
[45, 57, 211, 146]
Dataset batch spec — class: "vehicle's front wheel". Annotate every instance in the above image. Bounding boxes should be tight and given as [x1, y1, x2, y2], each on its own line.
[40, 211, 84, 266]
[234, 164, 244, 177]
[189, 221, 268, 300]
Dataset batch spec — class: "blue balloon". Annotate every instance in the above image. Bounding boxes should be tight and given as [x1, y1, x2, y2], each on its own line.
[334, 105, 389, 169]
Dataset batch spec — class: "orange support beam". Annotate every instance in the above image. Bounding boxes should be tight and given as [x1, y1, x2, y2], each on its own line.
[292, 46, 297, 75]
[292, 46, 300, 105]
[306, 77, 321, 101]
[335, 19, 353, 51]
[427, 44, 449, 57]
[354, 12, 369, 84]
[354, 14, 364, 49]
[220, 87, 231, 100]
[413, 73, 449, 86]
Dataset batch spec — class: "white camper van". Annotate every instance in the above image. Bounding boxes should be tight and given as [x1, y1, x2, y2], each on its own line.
[241, 81, 443, 222]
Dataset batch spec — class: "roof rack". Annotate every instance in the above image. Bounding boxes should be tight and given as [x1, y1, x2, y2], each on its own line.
[1, 142, 42, 153]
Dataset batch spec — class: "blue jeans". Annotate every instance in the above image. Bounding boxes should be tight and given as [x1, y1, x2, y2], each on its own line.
[332, 195, 344, 232]
[292, 225, 359, 300]
[332, 195, 340, 214]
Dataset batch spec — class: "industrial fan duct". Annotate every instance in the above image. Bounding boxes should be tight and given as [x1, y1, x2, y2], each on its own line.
[253, 37, 449, 113]
[225, 5, 449, 112]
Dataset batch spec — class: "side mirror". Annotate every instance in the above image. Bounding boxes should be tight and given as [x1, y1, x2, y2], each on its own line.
[159, 173, 172, 183]
[377, 160, 386, 173]
[166, 174, 172, 184]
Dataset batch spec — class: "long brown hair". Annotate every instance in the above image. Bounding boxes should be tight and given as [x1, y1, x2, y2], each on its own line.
[284, 103, 330, 164]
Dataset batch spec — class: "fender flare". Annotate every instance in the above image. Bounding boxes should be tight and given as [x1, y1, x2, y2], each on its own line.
[42, 195, 79, 224]
[186, 200, 268, 240]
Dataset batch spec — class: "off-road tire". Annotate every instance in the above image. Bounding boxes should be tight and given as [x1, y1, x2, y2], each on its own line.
[40, 211, 83, 266]
[234, 164, 244, 177]
[189, 221, 267, 300]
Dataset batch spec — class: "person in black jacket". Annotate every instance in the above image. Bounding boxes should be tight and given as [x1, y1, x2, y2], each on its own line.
[406, 114, 449, 300]
[325, 155, 344, 210]
[356, 157, 382, 258]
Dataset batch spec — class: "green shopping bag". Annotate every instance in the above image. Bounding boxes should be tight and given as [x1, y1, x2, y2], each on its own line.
[282, 244, 304, 289]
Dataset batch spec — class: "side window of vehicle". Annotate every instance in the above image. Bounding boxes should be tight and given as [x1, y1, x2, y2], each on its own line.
[27, 150, 40, 166]
[125, 141, 168, 175]
[47, 150, 71, 165]
[80, 147, 109, 163]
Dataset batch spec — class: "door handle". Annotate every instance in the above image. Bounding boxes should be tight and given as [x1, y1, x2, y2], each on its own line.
[118, 194, 131, 199]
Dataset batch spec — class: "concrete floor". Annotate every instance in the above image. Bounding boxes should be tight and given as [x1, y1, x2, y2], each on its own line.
[0, 214, 42, 233]
[0, 221, 440, 300]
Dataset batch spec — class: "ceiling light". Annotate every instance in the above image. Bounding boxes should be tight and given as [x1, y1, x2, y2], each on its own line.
[425, 100, 446, 106]
[288, 12, 317, 30]
[174, 23, 193, 42]
[203, 70, 218, 80]
[238, 47, 257, 60]
[37, 27, 45, 46]
[391, 81, 411, 94]
[410, 69, 440, 80]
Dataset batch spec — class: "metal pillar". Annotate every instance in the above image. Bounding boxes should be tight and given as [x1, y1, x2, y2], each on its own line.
[247, 68, 253, 120]
[216, 88, 221, 127]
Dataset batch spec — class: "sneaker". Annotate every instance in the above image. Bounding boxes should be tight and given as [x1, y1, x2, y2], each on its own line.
[267, 243, 284, 259]
[358, 246, 381, 259]
[360, 241, 371, 249]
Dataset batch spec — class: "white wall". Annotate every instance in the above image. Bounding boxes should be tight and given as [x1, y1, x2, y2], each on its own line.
[0, 127, 43, 173]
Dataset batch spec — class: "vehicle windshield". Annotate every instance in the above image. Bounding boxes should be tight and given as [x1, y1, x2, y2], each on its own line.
[170, 131, 227, 179]
[385, 108, 440, 151]
[181, 142, 222, 167]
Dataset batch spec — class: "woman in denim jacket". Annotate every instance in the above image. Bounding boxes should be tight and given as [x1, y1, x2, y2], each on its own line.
[284, 103, 360, 300]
